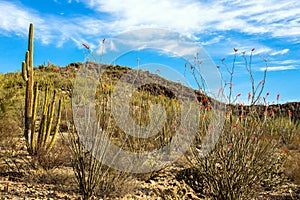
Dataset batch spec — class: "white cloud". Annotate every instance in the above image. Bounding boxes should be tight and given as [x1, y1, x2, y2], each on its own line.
[270, 49, 290, 56]
[84, 0, 214, 34]
[0, 1, 109, 47]
[250, 47, 272, 56]
[0, 1, 43, 36]
[272, 59, 299, 65]
[201, 36, 225, 46]
[226, 45, 272, 56]
[260, 65, 296, 71]
[78, 0, 300, 39]
[1, 0, 300, 49]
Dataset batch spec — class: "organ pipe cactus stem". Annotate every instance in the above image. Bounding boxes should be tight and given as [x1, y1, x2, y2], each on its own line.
[44, 90, 57, 145]
[30, 83, 39, 152]
[47, 98, 62, 153]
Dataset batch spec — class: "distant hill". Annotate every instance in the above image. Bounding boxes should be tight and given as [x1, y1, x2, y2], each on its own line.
[1, 62, 299, 122]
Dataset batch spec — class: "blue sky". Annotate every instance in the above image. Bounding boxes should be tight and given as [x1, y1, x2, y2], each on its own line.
[0, 0, 299, 103]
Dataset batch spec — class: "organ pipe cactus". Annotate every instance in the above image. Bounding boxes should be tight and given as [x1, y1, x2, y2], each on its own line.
[22, 23, 62, 155]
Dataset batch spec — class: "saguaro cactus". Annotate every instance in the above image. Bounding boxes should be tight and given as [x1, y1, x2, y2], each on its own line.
[22, 23, 62, 155]
[22, 23, 34, 153]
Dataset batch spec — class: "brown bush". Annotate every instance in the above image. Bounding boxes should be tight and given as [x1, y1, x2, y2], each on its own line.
[30, 138, 72, 170]
[284, 151, 300, 185]
[0, 118, 22, 152]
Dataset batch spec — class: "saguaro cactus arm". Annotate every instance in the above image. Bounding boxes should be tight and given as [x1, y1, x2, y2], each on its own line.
[22, 61, 28, 81]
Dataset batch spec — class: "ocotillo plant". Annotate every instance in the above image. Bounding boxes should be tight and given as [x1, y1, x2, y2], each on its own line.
[22, 23, 62, 155]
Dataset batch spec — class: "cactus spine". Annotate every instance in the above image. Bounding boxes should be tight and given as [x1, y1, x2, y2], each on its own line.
[22, 23, 62, 155]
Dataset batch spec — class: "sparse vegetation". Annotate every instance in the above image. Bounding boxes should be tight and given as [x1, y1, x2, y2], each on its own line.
[0, 24, 299, 199]
[181, 48, 300, 200]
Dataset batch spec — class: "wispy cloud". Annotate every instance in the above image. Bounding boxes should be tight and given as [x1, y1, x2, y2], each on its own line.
[270, 48, 290, 56]
[67, 0, 79, 3]
[201, 36, 225, 46]
[0, 1, 108, 47]
[0, 1, 42, 36]
[1, 0, 300, 49]
[260, 65, 297, 71]
[271, 59, 300, 65]
[80, 0, 300, 38]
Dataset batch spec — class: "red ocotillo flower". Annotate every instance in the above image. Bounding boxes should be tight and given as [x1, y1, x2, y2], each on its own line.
[248, 92, 251, 101]
[236, 93, 241, 98]
[247, 153, 251, 160]
[266, 92, 270, 96]
[288, 110, 293, 118]
[232, 124, 238, 129]
[173, 120, 177, 126]
[251, 48, 255, 52]
[268, 110, 274, 115]
[225, 111, 229, 117]
[277, 93, 280, 101]
[103, 83, 109, 89]
[53, 67, 59, 73]
[253, 135, 257, 142]
[206, 105, 211, 110]
[82, 43, 90, 49]
[202, 97, 209, 103]
[280, 149, 289, 154]
[234, 48, 238, 52]
[258, 80, 264, 86]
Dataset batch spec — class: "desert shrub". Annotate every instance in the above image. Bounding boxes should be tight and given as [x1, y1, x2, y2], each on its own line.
[65, 64, 139, 199]
[0, 118, 23, 176]
[65, 125, 135, 199]
[0, 72, 25, 122]
[186, 48, 289, 199]
[1, 72, 25, 90]
[0, 118, 21, 151]
[284, 151, 300, 185]
[30, 138, 72, 170]
[264, 116, 300, 147]
[189, 111, 288, 199]
[0, 116, 23, 176]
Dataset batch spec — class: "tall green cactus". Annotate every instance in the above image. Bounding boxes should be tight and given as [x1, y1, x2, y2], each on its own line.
[22, 23, 62, 155]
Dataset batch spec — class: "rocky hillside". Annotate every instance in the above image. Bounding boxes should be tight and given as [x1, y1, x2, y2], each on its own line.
[0, 63, 299, 199]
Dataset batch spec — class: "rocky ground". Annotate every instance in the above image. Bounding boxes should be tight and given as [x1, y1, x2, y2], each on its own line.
[1, 161, 299, 200]
[0, 135, 299, 199]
